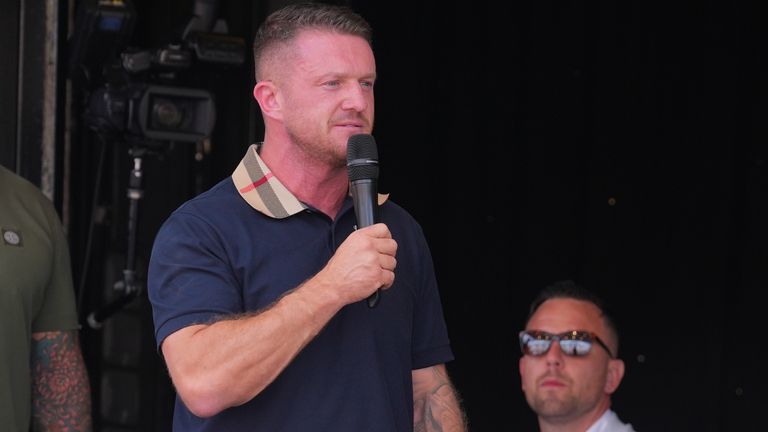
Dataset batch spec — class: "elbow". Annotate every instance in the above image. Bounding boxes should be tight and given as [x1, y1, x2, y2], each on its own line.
[184, 397, 222, 419]
[173, 375, 231, 418]
[173, 372, 264, 418]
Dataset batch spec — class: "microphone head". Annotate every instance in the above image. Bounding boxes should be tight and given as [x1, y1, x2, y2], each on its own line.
[347, 134, 379, 182]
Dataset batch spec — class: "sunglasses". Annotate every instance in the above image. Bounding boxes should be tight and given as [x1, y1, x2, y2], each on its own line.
[519, 330, 615, 359]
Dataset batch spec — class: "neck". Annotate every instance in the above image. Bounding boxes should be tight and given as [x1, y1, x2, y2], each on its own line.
[259, 140, 349, 219]
[538, 400, 611, 432]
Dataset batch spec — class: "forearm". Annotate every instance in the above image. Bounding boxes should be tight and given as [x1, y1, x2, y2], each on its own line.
[31, 331, 92, 431]
[413, 365, 468, 432]
[162, 277, 343, 417]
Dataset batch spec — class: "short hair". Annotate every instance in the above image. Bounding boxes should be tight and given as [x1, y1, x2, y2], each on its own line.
[526, 280, 621, 354]
[252, 2, 373, 81]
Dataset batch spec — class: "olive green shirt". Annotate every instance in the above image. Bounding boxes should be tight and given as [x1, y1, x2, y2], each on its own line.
[0, 165, 79, 431]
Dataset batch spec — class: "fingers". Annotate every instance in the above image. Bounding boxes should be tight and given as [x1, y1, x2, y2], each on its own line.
[378, 251, 397, 289]
[357, 223, 397, 257]
[359, 224, 397, 290]
[318, 223, 398, 303]
[356, 222, 391, 238]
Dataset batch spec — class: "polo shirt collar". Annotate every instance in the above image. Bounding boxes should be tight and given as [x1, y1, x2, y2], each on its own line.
[232, 144, 306, 219]
[231, 143, 389, 219]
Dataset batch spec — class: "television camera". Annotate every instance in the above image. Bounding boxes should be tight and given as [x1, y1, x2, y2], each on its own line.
[69, 0, 245, 143]
[68, 0, 246, 328]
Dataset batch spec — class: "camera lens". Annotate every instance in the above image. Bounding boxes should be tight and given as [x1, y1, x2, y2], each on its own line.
[139, 86, 213, 141]
[151, 99, 184, 128]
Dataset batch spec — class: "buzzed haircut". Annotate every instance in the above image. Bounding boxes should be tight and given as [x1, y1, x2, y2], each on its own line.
[526, 279, 621, 354]
[252, 2, 373, 81]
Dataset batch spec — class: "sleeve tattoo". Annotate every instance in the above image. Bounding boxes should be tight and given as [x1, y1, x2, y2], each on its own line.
[413, 365, 468, 432]
[31, 330, 93, 431]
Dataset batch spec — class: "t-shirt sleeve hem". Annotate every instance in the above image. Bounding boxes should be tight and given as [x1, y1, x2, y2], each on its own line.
[412, 344, 454, 370]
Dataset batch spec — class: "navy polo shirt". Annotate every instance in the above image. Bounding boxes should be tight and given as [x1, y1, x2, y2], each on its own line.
[148, 145, 453, 432]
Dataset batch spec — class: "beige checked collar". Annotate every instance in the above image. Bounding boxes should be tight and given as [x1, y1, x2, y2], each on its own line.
[231, 144, 388, 219]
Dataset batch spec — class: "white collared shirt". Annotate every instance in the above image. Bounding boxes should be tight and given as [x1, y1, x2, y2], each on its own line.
[587, 409, 636, 432]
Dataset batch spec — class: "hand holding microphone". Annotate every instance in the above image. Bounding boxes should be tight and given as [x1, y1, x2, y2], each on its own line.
[347, 133, 387, 308]
[306, 134, 396, 309]
[322, 223, 397, 306]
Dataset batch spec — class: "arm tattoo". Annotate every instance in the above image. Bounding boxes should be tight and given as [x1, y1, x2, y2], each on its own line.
[31, 330, 93, 431]
[413, 366, 468, 432]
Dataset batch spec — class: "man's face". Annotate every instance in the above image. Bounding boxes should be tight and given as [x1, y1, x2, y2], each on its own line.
[277, 29, 376, 167]
[518, 298, 620, 424]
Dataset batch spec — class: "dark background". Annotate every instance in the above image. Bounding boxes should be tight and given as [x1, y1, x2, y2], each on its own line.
[2, 0, 766, 430]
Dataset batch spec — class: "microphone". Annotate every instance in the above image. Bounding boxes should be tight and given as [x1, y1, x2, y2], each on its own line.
[346, 133, 381, 308]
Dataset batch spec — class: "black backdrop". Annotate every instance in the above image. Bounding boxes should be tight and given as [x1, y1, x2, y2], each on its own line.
[62, 0, 767, 430]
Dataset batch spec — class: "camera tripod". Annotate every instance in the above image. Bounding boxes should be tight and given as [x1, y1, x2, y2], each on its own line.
[86, 143, 151, 329]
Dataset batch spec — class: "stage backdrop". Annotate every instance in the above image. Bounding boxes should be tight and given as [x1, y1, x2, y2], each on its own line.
[41, 0, 768, 430]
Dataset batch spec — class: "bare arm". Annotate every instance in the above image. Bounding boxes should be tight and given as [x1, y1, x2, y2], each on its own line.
[30, 330, 92, 431]
[413, 364, 468, 432]
[160, 223, 397, 418]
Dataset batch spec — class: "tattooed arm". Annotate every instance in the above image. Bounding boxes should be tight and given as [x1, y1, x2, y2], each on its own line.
[30, 330, 93, 431]
[412, 364, 468, 432]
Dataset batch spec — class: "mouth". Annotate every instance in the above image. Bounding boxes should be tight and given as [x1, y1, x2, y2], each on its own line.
[538, 373, 568, 388]
[333, 116, 370, 130]
[335, 122, 366, 130]
[540, 379, 566, 388]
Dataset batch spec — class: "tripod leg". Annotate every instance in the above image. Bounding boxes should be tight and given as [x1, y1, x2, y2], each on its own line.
[86, 147, 146, 329]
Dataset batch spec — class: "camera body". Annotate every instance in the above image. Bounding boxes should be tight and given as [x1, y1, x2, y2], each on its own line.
[70, 0, 242, 143]
[86, 83, 216, 143]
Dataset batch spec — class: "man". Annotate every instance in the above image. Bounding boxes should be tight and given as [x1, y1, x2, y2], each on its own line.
[147, 3, 467, 431]
[518, 280, 635, 431]
[0, 164, 92, 431]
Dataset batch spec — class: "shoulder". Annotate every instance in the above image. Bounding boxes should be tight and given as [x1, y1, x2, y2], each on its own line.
[0, 165, 51, 205]
[381, 199, 421, 229]
[380, 199, 429, 244]
[167, 177, 244, 223]
[0, 165, 62, 227]
[154, 177, 258, 246]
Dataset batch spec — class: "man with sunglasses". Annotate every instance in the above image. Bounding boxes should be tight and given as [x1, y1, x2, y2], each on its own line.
[518, 280, 635, 431]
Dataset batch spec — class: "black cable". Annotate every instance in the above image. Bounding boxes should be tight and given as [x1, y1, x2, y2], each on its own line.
[76, 133, 109, 315]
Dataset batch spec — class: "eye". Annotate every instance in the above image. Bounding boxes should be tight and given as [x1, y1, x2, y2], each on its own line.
[360, 80, 374, 89]
[526, 340, 551, 356]
[560, 340, 592, 356]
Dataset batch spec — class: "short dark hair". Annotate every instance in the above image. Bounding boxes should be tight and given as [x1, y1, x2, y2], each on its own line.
[526, 280, 621, 354]
[252, 2, 373, 81]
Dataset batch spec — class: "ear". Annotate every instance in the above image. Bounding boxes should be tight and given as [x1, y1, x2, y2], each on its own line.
[253, 81, 283, 121]
[604, 358, 625, 394]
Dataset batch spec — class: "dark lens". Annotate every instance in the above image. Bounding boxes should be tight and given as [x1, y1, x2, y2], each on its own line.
[559, 339, 592, 356]
[520, 331, 552, 356]
[526, 339, 552, 356]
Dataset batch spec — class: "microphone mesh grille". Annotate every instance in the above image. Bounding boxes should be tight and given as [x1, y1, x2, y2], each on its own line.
[347, 134, 379, 182]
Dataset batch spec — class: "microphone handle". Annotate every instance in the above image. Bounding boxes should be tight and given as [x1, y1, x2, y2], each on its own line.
[349, 179, 381, 308]
[367, 289, 381, 308]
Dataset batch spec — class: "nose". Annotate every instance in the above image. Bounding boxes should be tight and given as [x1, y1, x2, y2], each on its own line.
[545, 341, 564, 367]
[341, 83, 369, 112]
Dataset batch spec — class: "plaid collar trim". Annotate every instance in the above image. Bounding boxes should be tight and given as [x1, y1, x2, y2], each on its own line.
[231, 143, 391, 219]
[231, 144, 306, 219]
